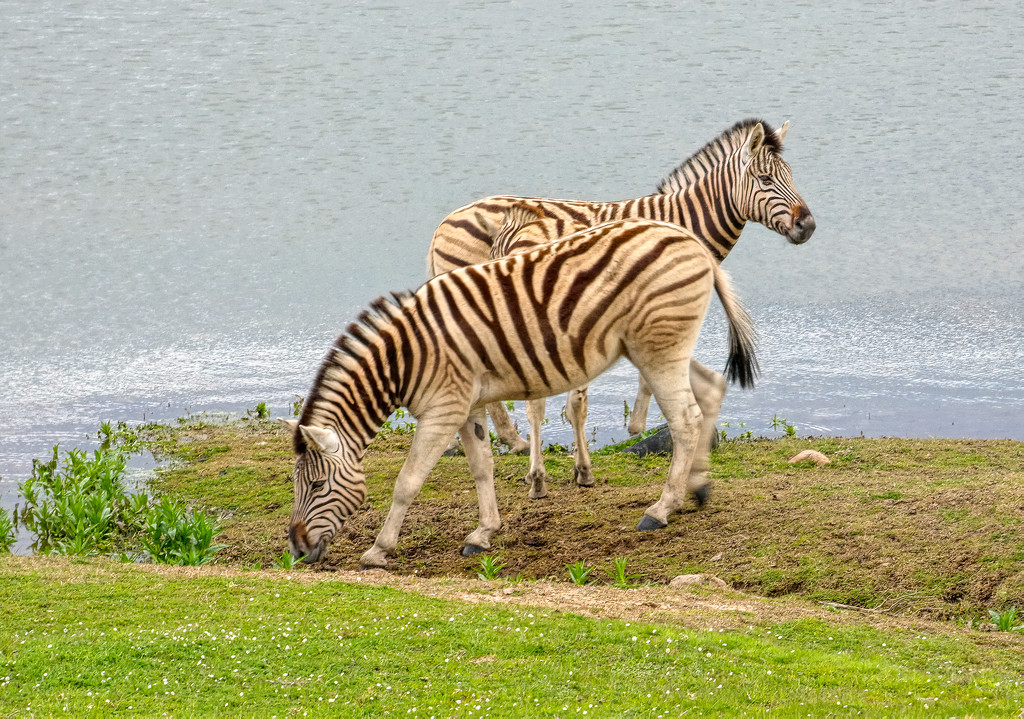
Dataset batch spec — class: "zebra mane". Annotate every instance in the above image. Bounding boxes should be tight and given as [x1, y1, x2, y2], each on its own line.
[294, 291, 414, 454]
[656, 118, 782, 195]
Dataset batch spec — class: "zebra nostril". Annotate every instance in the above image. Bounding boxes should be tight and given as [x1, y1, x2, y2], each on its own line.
[289, 521, 311, 555]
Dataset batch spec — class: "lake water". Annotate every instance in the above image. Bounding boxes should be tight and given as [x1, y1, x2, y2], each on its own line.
[3, 1, 1023, 521]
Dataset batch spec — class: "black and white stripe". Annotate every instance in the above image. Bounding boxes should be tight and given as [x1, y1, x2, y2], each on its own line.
[426, 119, 815, 498]
[287, 219, 758, 567]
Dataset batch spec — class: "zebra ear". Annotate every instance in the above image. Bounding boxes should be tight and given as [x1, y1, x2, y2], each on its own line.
[474, 211, 499, 237]
[740, 122, 766, 171]
[774, 120, 790, 145]
[299, 425, 341, 455]
[278, 418, 299, 432]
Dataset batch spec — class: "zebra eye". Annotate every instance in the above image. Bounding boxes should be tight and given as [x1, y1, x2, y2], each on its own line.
[310, 479, 326, 491]
[759, 175, 774, 186]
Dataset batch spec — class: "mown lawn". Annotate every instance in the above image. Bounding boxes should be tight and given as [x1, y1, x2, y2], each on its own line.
[1, 557, 1022, 717]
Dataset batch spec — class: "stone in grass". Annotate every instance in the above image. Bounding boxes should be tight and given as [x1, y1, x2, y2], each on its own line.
[669, 574, 730, 590]
[788, 449, 830, 466]
[622, 424, 720, 456]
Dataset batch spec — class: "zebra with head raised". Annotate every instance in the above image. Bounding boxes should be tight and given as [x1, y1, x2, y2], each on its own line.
[286, 218, 758, 568]
[427, 118, 814, 502]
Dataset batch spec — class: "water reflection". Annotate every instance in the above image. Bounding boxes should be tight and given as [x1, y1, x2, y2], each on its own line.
[2, 1, 1023, 518]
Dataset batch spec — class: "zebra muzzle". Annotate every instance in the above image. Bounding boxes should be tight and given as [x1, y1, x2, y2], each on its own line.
[289, 521, 328, 563]
[786, 205, 816, 244]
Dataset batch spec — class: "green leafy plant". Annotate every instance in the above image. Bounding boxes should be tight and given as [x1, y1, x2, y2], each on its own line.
[18, 445, 147, 554]
[605, 556, 644, 589]
[566, 560, 595, 586]
[770, 414, 797, 437]
[0, 509, 17, 553]
[292, 395, 304, 417]
[273, 550, 305, 570]
[381, 407, 416, 434]
[96, 420, 143, 453]
[249, 402, 270, 419]
[139, 496, 227, 566]
[476, 554, 506, 581]
[504, 400, 515, 411]
[718, 421, 752, 443]
[988, 606, 1023, 632]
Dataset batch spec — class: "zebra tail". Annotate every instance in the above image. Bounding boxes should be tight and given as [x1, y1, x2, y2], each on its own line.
[712, 263, 760, 389]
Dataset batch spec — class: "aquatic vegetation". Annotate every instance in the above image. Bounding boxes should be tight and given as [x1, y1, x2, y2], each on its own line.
[0, 509, 15, 553]
[17, 443, 226, 566]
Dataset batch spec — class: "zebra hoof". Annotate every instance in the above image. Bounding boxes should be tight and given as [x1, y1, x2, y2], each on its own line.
[573, 467, 595, 487]
[636, 514, 667, 531]
[693, 485, 711, 507]
[460, 544, 488, 557]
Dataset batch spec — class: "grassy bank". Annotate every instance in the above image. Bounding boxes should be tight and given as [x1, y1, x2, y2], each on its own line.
[142, 417, 1024, 619]
[1, 557, 1022, 717]
[3, 417, 1023, 716]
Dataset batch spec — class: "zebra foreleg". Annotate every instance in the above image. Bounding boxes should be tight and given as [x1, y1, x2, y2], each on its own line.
[566, 386, 595, 487]
[635, 361, 702, 531]
[360, 417, 464, 569]
[486, 401, 530, 454]
[524, 397, 549, 499]
[460, 409, 503, 555]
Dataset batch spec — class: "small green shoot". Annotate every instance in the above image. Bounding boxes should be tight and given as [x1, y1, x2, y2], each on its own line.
[249, 402, 270, 419]
[770, 414, 797, 437]
[273, 551, 305, 570]
[566, 560, 595, 586]
[476, 554, 505, 581]
[988, 606, 1023, 632]
[605, 556, 644, 589]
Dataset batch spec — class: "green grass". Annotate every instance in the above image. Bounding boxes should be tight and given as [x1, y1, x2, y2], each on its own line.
[1, 557, 1022, 717]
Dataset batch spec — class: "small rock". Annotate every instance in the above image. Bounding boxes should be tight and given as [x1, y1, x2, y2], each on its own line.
[623, 425, 672, 456]
[669, 574, 729, 590]
[788, 449, 830, 466]
[710, 552, 723, 562]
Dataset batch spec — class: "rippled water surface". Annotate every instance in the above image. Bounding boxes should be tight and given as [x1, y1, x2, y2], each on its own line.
[3, 2, 1023, 515]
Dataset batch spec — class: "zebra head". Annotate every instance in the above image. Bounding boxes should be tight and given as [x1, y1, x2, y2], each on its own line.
[283, 420, 367, 563]
[735, 121, 816, 245]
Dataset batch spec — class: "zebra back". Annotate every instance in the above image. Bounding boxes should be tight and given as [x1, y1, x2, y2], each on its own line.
[426, 118, 811, 277]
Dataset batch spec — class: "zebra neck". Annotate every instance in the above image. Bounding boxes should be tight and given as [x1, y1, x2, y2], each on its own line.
[670, 166, 745, 262]
[304, 340, 403, 457]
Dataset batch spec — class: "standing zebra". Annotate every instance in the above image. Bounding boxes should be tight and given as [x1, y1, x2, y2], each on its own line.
[286, 219, 758, 568]
[427, 118, 815, 500]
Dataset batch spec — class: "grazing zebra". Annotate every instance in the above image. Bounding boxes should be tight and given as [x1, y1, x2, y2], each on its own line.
[427, 118, 815, 499]
[286, 219, 758, 568]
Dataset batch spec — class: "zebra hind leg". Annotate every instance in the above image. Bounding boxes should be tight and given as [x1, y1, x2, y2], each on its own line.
[686, 359, 727, 506]
[627, 374, 653, 436]
[566, 386, 595, 487]
[634, 360, 702, 531]
[460, 408, 503, 555]
[487, 401, 529, 454]
[524, 398, 549, 499]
